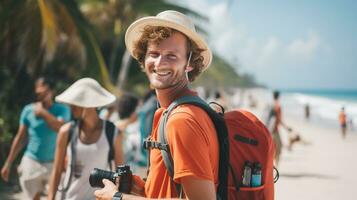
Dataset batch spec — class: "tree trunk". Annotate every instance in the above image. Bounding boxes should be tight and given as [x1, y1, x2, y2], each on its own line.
[116, 49, 132, 90]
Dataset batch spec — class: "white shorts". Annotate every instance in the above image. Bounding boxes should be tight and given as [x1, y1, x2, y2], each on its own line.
[17, 156, 53, 199]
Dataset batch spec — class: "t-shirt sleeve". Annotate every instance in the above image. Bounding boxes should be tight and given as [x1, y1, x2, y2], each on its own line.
[166, 111, 214, 183]
[58, 105, 71, 122]
[19, 105, 30, 126]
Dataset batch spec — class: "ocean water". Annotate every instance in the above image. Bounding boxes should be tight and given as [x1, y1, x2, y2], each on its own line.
[280, 89, 357, 127]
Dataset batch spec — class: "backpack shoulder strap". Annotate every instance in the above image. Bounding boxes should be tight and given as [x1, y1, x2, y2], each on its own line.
[158, 96, 229, 200]
[59, 120, 78, 193]
[67, 121, 79, 170]
[104, 120, 116, 163]
[67, 121, 76, 144]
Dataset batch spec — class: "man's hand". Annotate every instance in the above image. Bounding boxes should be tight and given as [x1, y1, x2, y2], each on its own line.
[34, 102, 48, 117]
[94, 179, 118, 200]
[1, 162, 11, 182]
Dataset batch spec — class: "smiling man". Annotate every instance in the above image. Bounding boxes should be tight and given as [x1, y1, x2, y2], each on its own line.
[94, 10, 218, 200]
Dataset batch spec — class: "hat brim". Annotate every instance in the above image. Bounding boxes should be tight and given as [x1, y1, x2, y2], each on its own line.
[55, 94, 115, 108]
[55, 79, 116, 108]
[125, 16, 212, 71]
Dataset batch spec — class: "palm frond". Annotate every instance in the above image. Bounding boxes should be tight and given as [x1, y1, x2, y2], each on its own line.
[37, 0, 59, 61]
[60, 0, 120, 95]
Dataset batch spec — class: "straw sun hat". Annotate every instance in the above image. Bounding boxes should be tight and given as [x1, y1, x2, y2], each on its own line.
[125, 10, 212, 71]
[55, 78, 116, 108]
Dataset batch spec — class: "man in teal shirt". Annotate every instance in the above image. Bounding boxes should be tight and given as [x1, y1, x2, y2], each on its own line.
[1, 77, 71, 200]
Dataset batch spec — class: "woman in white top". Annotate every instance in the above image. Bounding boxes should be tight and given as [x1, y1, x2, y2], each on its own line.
[47, 78, 124, 200]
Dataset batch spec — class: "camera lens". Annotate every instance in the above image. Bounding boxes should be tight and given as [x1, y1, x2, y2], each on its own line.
[89, 168, 116, 188]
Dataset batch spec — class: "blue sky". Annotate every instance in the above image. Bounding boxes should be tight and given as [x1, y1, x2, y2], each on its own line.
[181, 0, 357, 90]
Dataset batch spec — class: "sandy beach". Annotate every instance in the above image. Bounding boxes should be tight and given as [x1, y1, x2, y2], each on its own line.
[275, 114, 357, 200]
[2, 90, 357, 200]
[245, 88, 357, 200]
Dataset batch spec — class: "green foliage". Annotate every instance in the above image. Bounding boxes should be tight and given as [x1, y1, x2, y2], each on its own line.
[0, 66, 34, 164]
[194, 54, 258, 89]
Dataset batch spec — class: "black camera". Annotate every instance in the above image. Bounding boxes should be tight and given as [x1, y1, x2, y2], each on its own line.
[89, 164, 132, 193]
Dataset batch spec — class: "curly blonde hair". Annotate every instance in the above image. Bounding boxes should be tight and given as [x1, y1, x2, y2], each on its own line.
[132, 26, 205, 82]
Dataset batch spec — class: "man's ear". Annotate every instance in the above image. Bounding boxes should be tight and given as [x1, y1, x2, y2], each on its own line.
[185, 66, 194, 72]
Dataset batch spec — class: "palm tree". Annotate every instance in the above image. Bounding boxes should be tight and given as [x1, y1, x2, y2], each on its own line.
[1, 0, 118, 91]
[0, 0, 117, 161]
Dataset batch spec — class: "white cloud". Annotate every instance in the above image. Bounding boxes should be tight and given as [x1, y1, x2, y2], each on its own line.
[256, 37, 280, 67]
[287, 31, 321, 61]
[181, 0, 327, 87]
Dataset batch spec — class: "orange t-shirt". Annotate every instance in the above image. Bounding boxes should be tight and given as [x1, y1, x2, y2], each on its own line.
[144, 104, 219, 198]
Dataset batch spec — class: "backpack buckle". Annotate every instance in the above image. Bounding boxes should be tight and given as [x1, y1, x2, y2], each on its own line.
[143, 139, 169, 152]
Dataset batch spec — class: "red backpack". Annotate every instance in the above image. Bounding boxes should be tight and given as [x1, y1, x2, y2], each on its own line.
[144, 95, 276, 200]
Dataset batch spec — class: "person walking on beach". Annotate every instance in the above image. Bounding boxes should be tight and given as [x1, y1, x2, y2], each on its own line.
[268, 91, 292, 166]
[1, 77, 71, 200]
[339, 107, 347, 138]
[305, 103, 310, 120]
[94, 10, 219, 199]
[47, 78, 124, 200]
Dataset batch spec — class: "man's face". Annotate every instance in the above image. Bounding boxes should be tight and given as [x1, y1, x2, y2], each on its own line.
[35, 79, 52, 103]
[144, 32, 189, 90]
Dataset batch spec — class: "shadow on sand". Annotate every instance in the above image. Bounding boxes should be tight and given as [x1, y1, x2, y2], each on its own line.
[279, 172, 338, 180]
